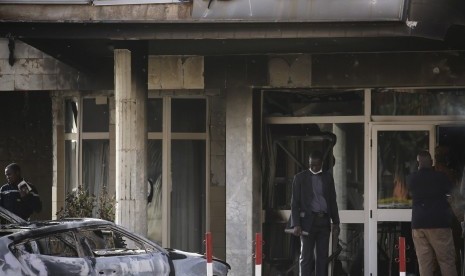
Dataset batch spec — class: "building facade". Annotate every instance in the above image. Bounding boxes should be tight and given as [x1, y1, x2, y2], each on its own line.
[1, 0, 465, 275]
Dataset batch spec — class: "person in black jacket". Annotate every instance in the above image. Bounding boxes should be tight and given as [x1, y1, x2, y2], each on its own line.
[1, 163, 42, 220]
[291, 150, 340, 276]
[407, 150, 457, 276]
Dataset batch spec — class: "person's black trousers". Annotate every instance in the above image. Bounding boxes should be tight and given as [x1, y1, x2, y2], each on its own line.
[299, 216, 331, 276]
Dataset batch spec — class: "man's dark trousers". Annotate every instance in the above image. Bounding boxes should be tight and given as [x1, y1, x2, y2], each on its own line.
[300, 215, 331, 276]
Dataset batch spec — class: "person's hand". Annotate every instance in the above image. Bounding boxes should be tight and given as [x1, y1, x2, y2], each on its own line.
[332, 224, 340, 236]
[293, 226, 302, 236]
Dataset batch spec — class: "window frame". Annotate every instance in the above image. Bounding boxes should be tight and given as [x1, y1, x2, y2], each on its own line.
[147, 94, 210, 248]
[64, 95, 110, 198]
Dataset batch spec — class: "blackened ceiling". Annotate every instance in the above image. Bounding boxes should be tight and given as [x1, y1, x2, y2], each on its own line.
[1, 21, 465, 87]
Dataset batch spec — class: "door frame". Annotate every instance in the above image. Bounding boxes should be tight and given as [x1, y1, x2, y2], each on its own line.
[368, 123, 436, 275]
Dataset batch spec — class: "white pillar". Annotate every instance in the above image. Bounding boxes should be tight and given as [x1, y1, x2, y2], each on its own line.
[226, 87, 254, 276]
[114, 48, 147, 236]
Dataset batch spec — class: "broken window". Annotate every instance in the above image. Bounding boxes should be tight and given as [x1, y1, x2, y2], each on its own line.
[79, 227, 154, 256]
[15, 231, 79, 257]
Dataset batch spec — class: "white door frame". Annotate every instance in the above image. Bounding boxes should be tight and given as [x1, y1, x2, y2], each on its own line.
[368, 123, 436, 275]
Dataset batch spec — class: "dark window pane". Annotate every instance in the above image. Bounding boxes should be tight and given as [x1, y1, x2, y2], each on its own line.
[148, 99, 163, 132]
[372, 89, 465, 115]
[82, 140, 109, 215]
[171, 99, 206, 132]
[82, 98, 109, 132]
[170, 140, 206, 252]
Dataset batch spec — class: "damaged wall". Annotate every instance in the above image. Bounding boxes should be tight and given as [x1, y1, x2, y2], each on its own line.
[312, 51, 465, 87]
[0, 39, 90, 91]
[148, 56, 204, 89]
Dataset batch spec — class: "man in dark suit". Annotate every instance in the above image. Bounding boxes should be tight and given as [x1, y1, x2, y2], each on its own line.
[407, 150, 457, 276]
[291, 150, 340, 276]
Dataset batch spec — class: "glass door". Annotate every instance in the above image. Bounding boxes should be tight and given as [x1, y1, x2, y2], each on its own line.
[370, 124, 435, 276]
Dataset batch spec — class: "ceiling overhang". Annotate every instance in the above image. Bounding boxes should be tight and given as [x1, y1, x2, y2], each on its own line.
[0, 21, 464, 81]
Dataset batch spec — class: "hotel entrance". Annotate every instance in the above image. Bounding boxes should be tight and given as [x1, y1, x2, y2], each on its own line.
[260, 88, 465, 275]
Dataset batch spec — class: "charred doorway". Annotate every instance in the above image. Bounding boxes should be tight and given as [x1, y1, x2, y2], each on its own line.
[259, 89, 366, 276]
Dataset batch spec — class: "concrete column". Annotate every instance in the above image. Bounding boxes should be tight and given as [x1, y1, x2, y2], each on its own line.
[108, 96, 116, 197]
[226, 87, 254, 276]
[114, 48, 147, 236]
[51, 92, 65, 220]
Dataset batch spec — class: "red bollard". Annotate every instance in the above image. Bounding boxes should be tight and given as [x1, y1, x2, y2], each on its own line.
[398, 236, 406, 276]
[206, 232, 213, 276]
[255, 233, 262, 276]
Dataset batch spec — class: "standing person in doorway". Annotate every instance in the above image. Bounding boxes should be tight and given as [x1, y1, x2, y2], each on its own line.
[1, 163, 42, 220]
[291, 150, 340, 276]
[407, 150, 457, 276]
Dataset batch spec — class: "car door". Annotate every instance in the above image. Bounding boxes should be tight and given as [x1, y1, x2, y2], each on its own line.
[12, 230, 94, 275]
[78, 226, 171, 276]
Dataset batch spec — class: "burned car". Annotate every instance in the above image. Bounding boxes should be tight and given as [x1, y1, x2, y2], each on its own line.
[0, 210, 230, 275]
